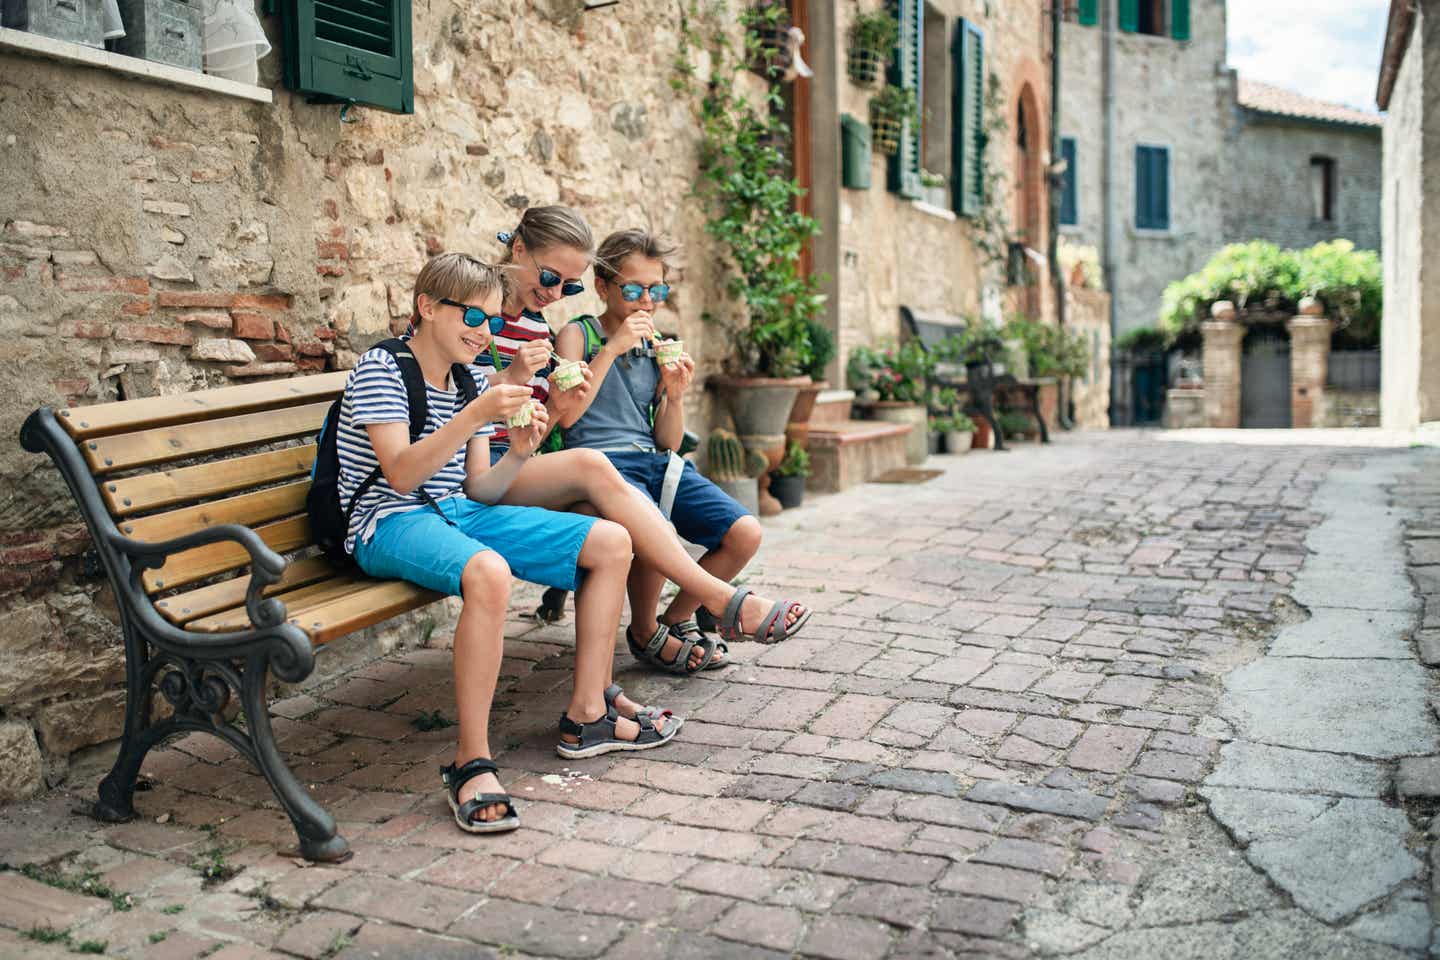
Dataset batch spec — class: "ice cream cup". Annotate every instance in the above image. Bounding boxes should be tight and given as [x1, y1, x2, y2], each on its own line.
[551, 359, 584, 390]
[506, 399, 537, 429]
[655, 339, 684, 366]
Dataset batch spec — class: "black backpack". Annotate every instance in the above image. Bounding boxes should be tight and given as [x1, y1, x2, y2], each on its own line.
[307, 338, 479, 565]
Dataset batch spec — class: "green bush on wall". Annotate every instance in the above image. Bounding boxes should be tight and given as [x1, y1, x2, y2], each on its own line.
[1159, 240, 1381, 347]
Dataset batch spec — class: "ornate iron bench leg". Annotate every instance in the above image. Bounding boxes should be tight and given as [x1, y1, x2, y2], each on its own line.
[1033, 388, 1051, 444]
[536, 587, 567, 623]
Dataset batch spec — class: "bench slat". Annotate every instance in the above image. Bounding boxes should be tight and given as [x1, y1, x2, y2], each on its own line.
[142, 514, 311, 593]
[294, 580, 443, 645]
[85, 403, 330, 475]
[120, 480, 311, 544]
[106, 445, 317, 517]
[186, 575, 379, 633]
[155, 555, 337, 625]
[58, 372, 348, 440]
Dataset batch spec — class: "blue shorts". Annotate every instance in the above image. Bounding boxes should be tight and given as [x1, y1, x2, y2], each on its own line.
[353, 496, 596, 596]
[604, 450, 750, 552]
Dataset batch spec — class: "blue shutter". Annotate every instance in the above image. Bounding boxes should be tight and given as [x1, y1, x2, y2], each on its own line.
[1171, 0, 1190, 40]
[887, 0, 924, 198]
[1118, 0, 1139, 33]
[1060, 137, 1078, 225]
[1077, 0, 1098, 26]
[951, 19, 984, 216]
[281, 0, 414, 115]
[1135, 146, 1170, 229]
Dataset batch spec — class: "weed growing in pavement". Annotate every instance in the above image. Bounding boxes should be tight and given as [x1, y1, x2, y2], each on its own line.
[23, 925, 67, 943]
[413, 710, 456, 732]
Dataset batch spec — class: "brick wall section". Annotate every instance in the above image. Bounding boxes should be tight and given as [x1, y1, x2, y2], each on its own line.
[1286, 312, 1333, 429]
[1201, 305, 1243, 428]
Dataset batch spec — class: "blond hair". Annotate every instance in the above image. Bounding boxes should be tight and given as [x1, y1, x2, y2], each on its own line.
[411, 253, 505, 326]
[497, 205, 595, 262]
[595, 229, 679, 283]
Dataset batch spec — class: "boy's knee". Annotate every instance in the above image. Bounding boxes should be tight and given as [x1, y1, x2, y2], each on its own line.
[589, 519, 633, 564]
[724, 516, 763, 557]
[461, 550, 511, 605]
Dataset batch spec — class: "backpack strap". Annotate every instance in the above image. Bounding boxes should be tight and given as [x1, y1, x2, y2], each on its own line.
[573, 315, 605, 364]
[451, 362, 479, 406]
[369, 338, 457, 526]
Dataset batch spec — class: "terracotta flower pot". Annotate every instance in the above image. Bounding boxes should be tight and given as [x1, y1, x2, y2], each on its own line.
[785, 379, 828, 450]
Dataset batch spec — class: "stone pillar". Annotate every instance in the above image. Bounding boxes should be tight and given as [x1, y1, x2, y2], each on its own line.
[1287, 298, 1333, 429]
[1201, 300, 1243, 428]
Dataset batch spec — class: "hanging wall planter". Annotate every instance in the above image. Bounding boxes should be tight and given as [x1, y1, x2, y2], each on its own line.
[846, 8, 898, 87]
[745, 1, 793, 78]
[869, 83, 917, 156]
[871, 115, 901, 155]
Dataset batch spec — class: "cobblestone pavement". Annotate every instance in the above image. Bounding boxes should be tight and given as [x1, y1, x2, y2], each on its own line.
[2, 431, 1438, 959]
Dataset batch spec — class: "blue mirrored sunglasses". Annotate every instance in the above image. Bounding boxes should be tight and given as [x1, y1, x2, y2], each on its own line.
[438, 298, 505, 334]
[528, 252, 585, 297]
[620, 283, 670, 303]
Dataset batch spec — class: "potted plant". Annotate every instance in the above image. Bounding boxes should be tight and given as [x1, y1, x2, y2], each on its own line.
[997, 411, 1035, 442]
[869, 84, 919, 156]
[745, 1, 793, 79]
[942, 412, 976, 454]
[847, 7, 898, 87]
[771, 441, 810, 509]
[786, 317, 836, 451]
[849, 340, 932, 465]
[696, 9, 825, 515]
[706, 428, 766, 515]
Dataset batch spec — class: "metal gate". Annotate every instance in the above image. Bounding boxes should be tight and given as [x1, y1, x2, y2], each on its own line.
[1241, 326, 1291, 428]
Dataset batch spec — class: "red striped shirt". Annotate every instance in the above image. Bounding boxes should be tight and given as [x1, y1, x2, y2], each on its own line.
[474, 309, 554, 445]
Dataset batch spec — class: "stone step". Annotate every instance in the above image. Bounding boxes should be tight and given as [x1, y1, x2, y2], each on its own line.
[811, 389, 855, 424]
[807, 418, 911, 493]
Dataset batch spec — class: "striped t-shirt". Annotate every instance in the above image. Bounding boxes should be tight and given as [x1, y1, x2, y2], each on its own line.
[473, 309, 553, 447]
[338, 342, 495, 552]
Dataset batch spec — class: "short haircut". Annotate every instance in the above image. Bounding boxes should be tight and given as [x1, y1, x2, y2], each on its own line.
[594, 229, 679, 283]
[411, 253, 505, 326]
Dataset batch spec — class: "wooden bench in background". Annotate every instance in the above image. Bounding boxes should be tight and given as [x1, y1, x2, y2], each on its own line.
[20, 373, 448, 862]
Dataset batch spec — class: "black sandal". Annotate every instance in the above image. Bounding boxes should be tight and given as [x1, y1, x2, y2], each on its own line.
[626, 622, 724, 675]
[438, 757, 520, 834]
[662, 619, 731, 671]
[556, 702, 678, 760]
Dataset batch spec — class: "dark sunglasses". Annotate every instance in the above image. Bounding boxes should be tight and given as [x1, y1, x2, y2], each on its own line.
[438, 298, 505, 334]
[528, 251, 585, 297]
[620, 282, 670, 303]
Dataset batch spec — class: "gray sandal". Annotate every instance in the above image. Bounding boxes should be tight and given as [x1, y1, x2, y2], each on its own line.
[604, 683, 683, 734]
[715, 586, 811, 645]
[556, 702, 679, 760]
[626, 623, 723, 675]
[662, 619, 731, 671]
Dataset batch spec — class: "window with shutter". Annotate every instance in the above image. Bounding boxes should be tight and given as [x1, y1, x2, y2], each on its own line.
[887, 0, 924, 199]
[950, 18, 983, 216]
[1118, 0, 1138, 33]
[280, 0, 414, 115]
[1171, 0, 1190, 40]
[1060, 137, 1078, 226]
[1135, 145, 1170, 230]
[1077, 0, 1098, 26]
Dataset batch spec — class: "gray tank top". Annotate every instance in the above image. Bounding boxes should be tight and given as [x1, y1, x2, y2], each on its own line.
[561, 316, 661, 451]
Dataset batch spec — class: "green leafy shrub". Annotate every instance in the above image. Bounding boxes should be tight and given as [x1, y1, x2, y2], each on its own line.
[775, 442, 811, 478]
[1115, 326, 1171, 355]
[848, 341, 932, 403]
[870, 83, 922, 130]
[1159, 239, 1381, 346]
[849, 8, 899, 52]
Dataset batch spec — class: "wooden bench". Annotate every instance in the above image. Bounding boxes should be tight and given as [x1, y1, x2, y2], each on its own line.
[20, 373, 447, 862]
[899, 307, 1051, 450]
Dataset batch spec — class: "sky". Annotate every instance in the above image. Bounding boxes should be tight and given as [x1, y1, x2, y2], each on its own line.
[1226, 0, 1390, 113]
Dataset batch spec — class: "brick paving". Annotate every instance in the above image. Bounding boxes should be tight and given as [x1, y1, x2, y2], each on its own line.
[0, 432, 1431, 958]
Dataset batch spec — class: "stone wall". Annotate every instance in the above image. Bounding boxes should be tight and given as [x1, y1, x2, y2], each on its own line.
[1067, 286, 1111, 429]
[1382, 3, 1440, 430]
[1058, 0, 1231, 337]
[0, 0, 747, 800]
[1318, 390, 1381, 428]
[828, 0, 1055, 384]
[1224, 116, 1381, 252]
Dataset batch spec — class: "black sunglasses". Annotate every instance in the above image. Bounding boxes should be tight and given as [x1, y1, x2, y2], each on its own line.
[528, 250, 585, 297]
[437, 298, 505, 334]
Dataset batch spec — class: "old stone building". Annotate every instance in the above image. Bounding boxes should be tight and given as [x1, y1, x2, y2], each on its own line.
[1377, 0, 1440, 432]
[1058, 0, 1382, 425]
[0, 0, 1069, 799]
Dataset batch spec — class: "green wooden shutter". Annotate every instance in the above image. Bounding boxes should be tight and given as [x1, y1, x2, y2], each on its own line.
[1060, 137, 1078, 225]
[1171, 0, 1190, 40]
[1118, 0, 1138, 33]
[282, 0, 414, 114]
[1077, 0, 1098, 26]
[1135, 145, 1170, 229]
[887, 0, 924, 199]
[951, 19, 984, 216]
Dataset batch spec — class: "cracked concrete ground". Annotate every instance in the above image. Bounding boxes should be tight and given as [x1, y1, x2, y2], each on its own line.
[0, 430, 1437, 959]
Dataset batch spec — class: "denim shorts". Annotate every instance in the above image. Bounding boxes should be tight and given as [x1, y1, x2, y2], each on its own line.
[604, 450, 750, 552]
[352, 496, 596, 596]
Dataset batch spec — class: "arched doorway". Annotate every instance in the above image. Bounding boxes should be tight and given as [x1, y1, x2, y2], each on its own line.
[1241, 324, 1292, 427]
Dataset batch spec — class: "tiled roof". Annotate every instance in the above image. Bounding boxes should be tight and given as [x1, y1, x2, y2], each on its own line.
[1236, 77, 1383, 128]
